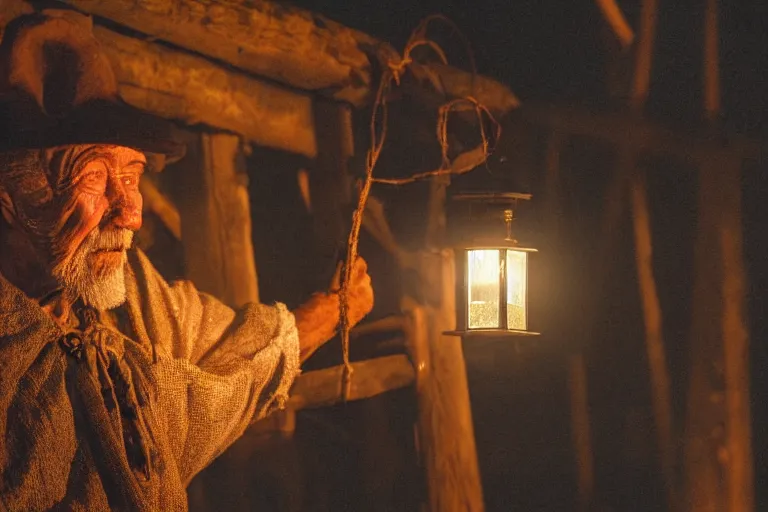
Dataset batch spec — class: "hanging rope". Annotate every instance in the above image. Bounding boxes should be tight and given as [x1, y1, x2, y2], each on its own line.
[337, 16, 501, 401]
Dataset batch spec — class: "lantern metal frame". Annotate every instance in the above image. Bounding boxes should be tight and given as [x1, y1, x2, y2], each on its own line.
[446, 192, 540, 338]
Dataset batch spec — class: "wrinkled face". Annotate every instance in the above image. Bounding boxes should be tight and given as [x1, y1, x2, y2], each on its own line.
[2, 144, 146, 309]
[51, 145, 145, 309]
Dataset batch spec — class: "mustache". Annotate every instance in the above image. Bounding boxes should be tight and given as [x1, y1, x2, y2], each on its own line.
[89, 229, 134, 253]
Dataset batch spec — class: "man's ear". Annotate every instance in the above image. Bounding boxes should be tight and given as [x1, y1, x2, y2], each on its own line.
[0, 189, 17, 228]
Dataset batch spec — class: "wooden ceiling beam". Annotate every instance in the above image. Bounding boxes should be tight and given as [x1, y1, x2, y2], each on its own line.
[518, 102, 765, 162]
[1, 1, 317, 157]
[59, 0, 373, 106]
[57, 0, 521, 116]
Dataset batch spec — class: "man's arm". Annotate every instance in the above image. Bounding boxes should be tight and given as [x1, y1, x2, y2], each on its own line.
[292, 257, 374, 362]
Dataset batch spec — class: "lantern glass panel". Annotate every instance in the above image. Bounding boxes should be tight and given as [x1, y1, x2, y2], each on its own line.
[467, 249, 501, 328]
[506, 249, 528, 330]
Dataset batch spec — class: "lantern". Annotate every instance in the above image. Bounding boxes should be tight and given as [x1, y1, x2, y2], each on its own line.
[448, 192, 539, 338]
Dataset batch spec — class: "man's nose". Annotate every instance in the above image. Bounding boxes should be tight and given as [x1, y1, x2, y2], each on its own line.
[105, 181, 142, 231]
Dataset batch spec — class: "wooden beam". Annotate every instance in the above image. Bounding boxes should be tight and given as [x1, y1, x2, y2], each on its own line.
[719, 159, 753, 512]
[683, 156, 729, 512]
[518, 102, 765, 162]
[0, 1, 317, 157]
[59, 0, 373, 106]
[308, 100, 354, 289]
[94, 25, 317, 158]
[631, 171, 676, 509]
[287, 354, 415, 410]
[568, 354, 595, 512]
[406, 255, 485, 512]
[407, 62, 520, 116]
[58, 0, 520, 116]
[177, 132, 260, 307]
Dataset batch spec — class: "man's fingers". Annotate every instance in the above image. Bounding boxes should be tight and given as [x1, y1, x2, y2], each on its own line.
[353, 257, 368, 278]
[329, 261, 343, 292]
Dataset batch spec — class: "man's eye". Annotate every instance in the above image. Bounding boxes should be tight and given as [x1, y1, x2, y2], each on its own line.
[80, 169, 107, 188]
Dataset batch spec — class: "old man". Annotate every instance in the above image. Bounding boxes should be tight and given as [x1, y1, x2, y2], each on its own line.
[0, 11, 373, 511]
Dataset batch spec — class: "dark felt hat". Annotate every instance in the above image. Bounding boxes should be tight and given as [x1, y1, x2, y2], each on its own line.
[0, 11, 185, 160]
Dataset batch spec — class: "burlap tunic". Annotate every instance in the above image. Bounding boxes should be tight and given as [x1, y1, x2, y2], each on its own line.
[0, 249, 300, 511]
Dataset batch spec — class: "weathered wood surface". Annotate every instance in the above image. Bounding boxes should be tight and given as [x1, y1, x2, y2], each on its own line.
[631, 171, 676, 509]
[308, 100, 354, 288]
[95, 25, 317, 157]
[0, 0, 317, 157]
[518, 102, 765, 162]
[58, 0, 520, 115]
[718, 161, 753, 512]
[287, 354, 415, 410]
[60, 0, 373, 105]
[406, 254, 485, 512]
[407, 63, 520, 116]
[683, 155, 753, 512]
[177, 132, 260, 307]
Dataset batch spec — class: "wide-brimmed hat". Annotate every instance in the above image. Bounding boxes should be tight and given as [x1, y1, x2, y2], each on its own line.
[0, 11, 185, 160]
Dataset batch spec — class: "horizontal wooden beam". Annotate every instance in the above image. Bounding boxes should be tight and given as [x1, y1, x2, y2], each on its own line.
[94, 25, 317, 157]
[288, 354, 415, 410]
[0, 2, 317, 157]
[59, 0, 373, 106]
[408, 63, 520, 116]
[57, 0, 520, 116]
[518, 102, 766, 162]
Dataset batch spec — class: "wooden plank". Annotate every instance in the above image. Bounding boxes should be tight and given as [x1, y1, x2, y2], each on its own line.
[631, 171, 676, 509]
[406, 255, 485, 512]
[59, 0, 373, 106]
[719, 159, 753, 512]
[94, 25, 317, 157]
[287, 354, 415, 410]
[518, 102, 765, 162]
[683, 157, 728, 512]
[681, 156, 753, 512]
[177, 132, 260, 307]
[58, 0, 521, 116]
[719, 163, 755, 512]
[543, 130, 596, 512]
[308, 100, 354, 288]
[408, 62, 520, 116]
[0, 1, 317, 157]
[568, 354, 595, 512]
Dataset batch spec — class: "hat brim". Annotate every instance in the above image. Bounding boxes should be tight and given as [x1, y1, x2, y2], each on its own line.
[0, 99, 186, 161]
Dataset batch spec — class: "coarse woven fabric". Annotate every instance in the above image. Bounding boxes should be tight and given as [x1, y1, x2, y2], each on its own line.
[0, 248, 300, 511]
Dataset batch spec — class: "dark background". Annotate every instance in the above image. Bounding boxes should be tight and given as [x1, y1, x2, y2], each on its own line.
[188, 1, 767, 510]
[291, 1, 768, 510]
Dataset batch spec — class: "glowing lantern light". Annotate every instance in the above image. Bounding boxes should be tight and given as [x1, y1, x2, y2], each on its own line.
[449, 192, 539, 338]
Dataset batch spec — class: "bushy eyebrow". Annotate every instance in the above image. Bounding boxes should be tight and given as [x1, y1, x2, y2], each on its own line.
[122, 159, 147, 171]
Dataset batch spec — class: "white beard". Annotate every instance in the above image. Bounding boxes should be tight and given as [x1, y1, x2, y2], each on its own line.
[53, 228, 134, 311]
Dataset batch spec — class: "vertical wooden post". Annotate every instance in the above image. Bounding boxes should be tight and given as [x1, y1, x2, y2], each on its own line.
[719, 159, 753, 512]
[683, 1, 753, 509]
[543, 131, 595, 511]
[406, 250, 485, 512]
[309, 100, 355, 288]
[630, 171, 676, 509]
[179, 132, 259, 307]
[683, 157, 728, 512]
[703, 0, 721, 120]
[568, 354, 595, 512]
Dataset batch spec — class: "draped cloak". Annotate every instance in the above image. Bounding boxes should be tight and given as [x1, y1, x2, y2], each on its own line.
[0, 249, 300, 511]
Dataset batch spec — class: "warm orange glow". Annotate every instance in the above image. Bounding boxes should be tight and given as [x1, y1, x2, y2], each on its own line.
[506, 249, 528, 330]
[467, 249, 500, 328]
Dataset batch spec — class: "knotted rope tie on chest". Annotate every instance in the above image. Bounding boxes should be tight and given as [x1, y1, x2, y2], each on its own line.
[59, 303, 155, 483]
